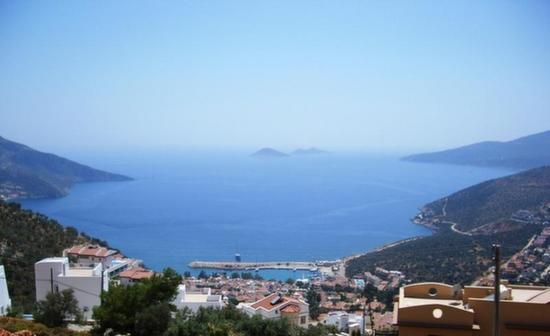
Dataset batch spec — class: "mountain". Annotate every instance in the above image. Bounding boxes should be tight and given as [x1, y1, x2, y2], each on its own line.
[250, 148, 289, 158]
[0, 136, 131, 199]
[346, 167, 550, 284]
[402, 130, 550, 169]
[292, 147, 328, 155]
[419, 166, 550, 232]
[0, 201, 108, 310]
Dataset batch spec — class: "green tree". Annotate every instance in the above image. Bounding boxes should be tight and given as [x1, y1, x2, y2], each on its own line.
[305, 287, 321, 320]
[34, 289, 81, 328]
[134, 302, 172, 336]
[92, 268, 180, 336]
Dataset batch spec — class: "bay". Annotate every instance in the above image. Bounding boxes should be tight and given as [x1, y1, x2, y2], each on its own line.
[21, 151, 511, 279]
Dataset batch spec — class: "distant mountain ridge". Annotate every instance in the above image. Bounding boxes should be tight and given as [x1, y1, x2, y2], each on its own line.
[402, 130, 550, 169]
[0, 136, 131, 199]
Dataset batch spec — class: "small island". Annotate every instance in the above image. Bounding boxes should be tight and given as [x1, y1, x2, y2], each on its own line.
[250, 148, 289, 158]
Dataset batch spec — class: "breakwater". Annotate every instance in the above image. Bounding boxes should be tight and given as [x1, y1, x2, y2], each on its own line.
[189, 261, 318, 271]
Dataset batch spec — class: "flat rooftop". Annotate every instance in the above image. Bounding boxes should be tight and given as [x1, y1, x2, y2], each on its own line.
[183, 293, 221, 303]
[64, 267, 99, 277]
[399, 294, 469, 311]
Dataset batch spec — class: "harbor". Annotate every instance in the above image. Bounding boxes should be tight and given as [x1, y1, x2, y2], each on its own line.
[188, 260, 320, 271]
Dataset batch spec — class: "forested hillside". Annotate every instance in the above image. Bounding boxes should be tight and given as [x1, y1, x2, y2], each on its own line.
[346, 224, 539, 284]
[0, 136, 131, 199]
[0, 201, 107, 310]
[423, 166, 550, 231]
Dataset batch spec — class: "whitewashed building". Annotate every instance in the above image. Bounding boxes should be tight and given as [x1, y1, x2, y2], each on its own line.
[323, 311, 364, 335]
[35, 257, 108, 320]
[0, 265, 11, 316]
[173, 284, 224, 312]
[238, 293, 309, 327]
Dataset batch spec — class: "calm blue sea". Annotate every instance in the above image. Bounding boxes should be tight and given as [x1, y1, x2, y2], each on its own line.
[21, 151, 511, 279]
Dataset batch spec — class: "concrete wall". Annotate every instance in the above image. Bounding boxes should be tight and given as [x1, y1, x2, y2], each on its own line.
[403, 283, 460, 299]
[468, 299, 550, 336]
[398, 304, 474, 328]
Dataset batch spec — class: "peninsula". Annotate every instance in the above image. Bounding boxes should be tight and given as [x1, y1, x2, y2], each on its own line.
[402, 130, 550, 169]
[0, 136, 132, 200]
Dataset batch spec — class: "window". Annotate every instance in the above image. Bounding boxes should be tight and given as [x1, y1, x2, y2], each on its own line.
[428, 287, 438, 296]
[300, 316, 306, 324]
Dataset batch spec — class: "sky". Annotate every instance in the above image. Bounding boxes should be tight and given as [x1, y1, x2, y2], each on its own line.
[1, 0, 550, 153]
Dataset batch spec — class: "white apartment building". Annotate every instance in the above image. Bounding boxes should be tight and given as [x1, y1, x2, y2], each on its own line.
[0, 265, 11, 316]
[323, 311, 364, 335]
[173, 284, 224, 312]
[238, 293, 309, 327]
[35, 257, 108, 320]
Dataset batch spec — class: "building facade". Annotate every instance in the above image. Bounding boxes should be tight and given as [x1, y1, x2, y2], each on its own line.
[394, 282, 550, 336]
[173, 284, 224, 312]
[323, 311, 364, 335]
[64, 245, 117, 268]
[35, 257, 108, 320]
[118, 267, 154, 285]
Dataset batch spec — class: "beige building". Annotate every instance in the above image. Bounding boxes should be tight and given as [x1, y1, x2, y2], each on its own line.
[394, 282, 550, 336]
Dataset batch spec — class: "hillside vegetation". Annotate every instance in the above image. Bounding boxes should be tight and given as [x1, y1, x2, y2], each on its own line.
[0, 136, 131, 199]
[347, 166, 550, 284]
[0, 201, 107, 311]
[402, 130, 550, 169]
[424, 166, 550, 231]
[346, 224, 539, 284]
[0, 317, 87, 336]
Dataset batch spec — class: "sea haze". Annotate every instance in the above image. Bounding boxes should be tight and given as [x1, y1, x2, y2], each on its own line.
[21, 151, 511, 277]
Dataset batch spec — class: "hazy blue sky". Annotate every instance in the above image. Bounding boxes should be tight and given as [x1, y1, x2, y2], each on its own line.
[1, 0, 549, 153]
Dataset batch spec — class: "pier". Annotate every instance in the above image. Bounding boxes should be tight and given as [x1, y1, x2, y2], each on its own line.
[188, 260, 318, 271]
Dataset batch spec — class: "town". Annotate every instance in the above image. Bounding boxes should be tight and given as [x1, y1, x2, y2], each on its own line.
[2, 239, 550, 335]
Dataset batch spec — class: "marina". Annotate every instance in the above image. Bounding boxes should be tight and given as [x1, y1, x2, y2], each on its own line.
[189, 261, 317, 271]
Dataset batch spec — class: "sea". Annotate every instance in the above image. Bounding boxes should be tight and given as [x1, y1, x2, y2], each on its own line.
[21, 151, 511, 280]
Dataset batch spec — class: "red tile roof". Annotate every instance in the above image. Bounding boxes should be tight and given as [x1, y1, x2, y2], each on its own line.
[281, 304, 301, 313]
[250, 293, 303, 312]
[119, 267, 154, 280]
[66, 245, 117, 258]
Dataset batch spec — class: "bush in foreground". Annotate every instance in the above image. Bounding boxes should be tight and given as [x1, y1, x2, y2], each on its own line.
[0, 317, 87, 336]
